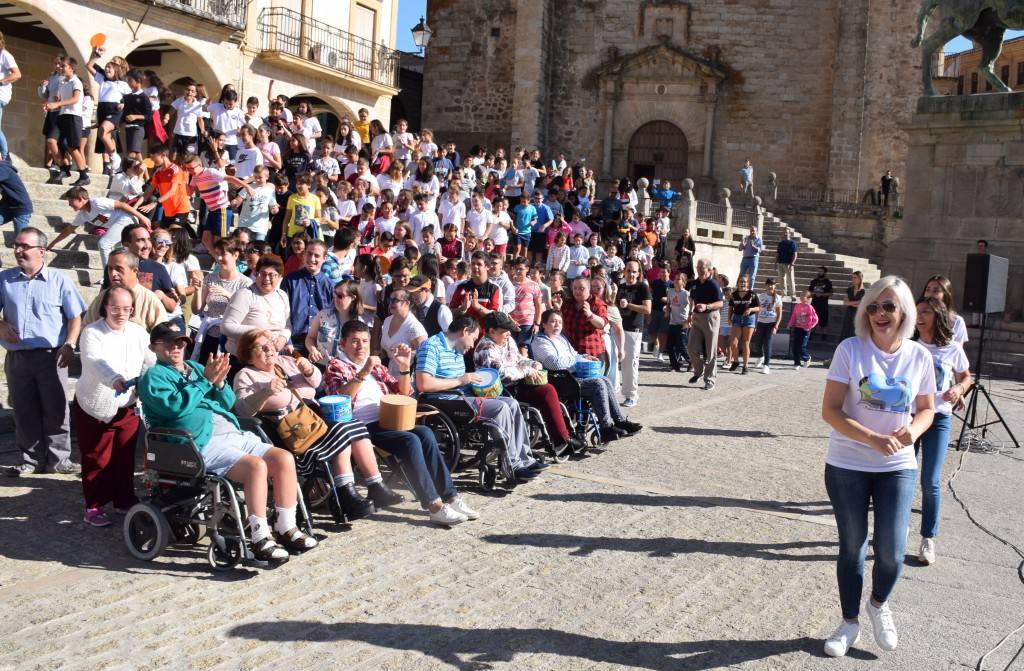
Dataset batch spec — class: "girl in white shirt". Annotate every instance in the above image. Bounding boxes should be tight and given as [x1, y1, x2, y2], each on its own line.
[168, 82, 205, 156]
[921, 275, 969, 344]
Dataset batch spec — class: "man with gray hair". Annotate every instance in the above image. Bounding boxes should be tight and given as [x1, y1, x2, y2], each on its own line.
[0, 227, 86, 475]
[84, 249, 168, 331]
[686, 258, 725, 391]
[776, 227, 799, 298]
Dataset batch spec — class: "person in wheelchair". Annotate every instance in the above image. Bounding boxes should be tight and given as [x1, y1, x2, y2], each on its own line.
[415, 314, 546, 483]
[322, 320, 480, 526]
[138, 322, 316, 563]
[473, 311, 585, 454]
[532, 309, 642, 441]
[230, 329, 405, 520]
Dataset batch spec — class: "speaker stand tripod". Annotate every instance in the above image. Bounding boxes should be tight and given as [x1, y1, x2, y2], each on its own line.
[954, 313, 1020, 450]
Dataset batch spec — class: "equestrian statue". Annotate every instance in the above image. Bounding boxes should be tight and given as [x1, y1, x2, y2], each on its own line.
[912, 0, 1024, 95]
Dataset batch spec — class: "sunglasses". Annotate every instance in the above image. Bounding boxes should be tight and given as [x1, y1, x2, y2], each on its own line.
[389, 297, 408, 304]
[154, 239, 172, 246]
[866, 301, 898, 316]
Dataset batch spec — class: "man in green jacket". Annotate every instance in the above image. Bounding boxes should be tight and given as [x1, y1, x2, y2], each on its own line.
[139, 322, 316, 562]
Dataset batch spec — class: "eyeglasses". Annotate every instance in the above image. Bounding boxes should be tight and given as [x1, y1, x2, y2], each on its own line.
[866, 301, 898, 315]
[107, 307, 133, 315]
[163, 340, 188, 350]
[12, 243, 42, 251]
[255, 344, 275, 354]
[154, 239, 172, 246]
[245, 247, 259, 254]
[389, 297, 408, 304]
[257, 272, 280, 280]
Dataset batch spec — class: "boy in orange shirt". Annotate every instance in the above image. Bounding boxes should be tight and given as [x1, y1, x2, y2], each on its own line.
[140, 145, 191, 231]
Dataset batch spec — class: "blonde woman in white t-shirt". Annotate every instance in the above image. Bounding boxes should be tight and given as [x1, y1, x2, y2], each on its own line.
[820, 276, 936, 658]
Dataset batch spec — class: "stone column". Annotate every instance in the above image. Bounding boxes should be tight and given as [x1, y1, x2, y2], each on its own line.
[721, 187, 733, 241]
[678, 178, 697, 237]
[702, 98, 715, 177]
[511, 0, 548, 150]
[601, 80, 618, 180]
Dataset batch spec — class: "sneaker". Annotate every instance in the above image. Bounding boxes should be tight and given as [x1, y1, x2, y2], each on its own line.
[762, 365, 771, 375]
[741, 366, 748, 375]
[429, 503, 468, 527]
[53, 460, 82, 475]
[3, 463, 38, 477]
[794, 364, 801, 371]
[448, 496, 480, 520]
[656, 353, 665, 362]
[621, 398, 636, 408]
[72, 172, 91, 187]
[704, 380, 715, 391]
[83, 507, 112, 527]
[513, 467, 539, 481]
[865, 600, 899, 651]
[528, 460, 551, 472]
[45, 170, 63, 185]
[801, 359, 811, 368]
[615, 420, 643, 435]
[755, 357, 764, 368]
[688, 373, 701, 384]
[919, 537, 935, 565]
[823, 620, 861, 658]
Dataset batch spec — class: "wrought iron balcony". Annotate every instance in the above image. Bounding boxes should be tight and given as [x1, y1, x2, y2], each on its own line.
[147, 0, 247, 30]
[256, 7, 400, 90]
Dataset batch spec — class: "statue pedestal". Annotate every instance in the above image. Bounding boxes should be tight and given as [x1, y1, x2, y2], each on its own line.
[884, 93, 1024, 320]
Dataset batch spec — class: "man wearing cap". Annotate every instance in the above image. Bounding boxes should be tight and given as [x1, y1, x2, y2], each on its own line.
[408, 274, 452, 337]
[322, 319, 479, 527]
[139, 321, 316, 562]
[1, 227, 86, 476]
[474, 312, 581, 454]
[415, 314, 544, 483]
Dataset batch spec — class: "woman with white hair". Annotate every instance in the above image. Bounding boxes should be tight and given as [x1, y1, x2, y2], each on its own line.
[820, 276, 936, 658]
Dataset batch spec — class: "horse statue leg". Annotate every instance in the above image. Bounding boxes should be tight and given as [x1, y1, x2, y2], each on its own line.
[919, 16, 972, 95]
[975, 23, 1011, 91]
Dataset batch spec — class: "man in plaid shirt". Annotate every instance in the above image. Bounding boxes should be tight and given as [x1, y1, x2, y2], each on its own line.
[560, 277, 607, 360]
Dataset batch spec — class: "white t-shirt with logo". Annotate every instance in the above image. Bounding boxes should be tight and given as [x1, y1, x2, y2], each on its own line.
[234, 146, 264, 180]
[756, 292, 783, 324]
[392, 131, 414, 161]
[918, 340, 970, 416]
[825, 336, 936, 472]
[237, 184, 276, 236]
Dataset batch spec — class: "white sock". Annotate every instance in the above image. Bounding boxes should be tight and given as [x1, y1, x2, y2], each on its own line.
[365, 474, 383, 485]
[333, 473, 354, 487]
[248, 514, 270, 542]
[274, 506, 297, 534]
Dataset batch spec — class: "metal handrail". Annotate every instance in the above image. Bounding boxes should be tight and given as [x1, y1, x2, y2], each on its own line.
[256, 7, 400, 89]
[150, 0, 247, 30]
[696, 201, 727, 224]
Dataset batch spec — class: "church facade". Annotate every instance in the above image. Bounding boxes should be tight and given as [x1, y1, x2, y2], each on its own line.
[421, 0, 923, 199]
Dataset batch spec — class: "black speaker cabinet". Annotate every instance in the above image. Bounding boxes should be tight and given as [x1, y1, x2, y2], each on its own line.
[962, 254, 1008, 314]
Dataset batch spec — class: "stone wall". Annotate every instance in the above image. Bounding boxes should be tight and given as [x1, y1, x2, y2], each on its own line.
[422, 0, 923, 197]
[772, 206, 899, 267]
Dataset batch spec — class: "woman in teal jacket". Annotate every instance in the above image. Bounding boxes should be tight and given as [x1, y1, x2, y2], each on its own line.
[139, 321, 316, 563]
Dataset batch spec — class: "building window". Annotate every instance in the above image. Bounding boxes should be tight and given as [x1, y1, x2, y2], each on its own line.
[1001, 65, 1010, 84]
[957, 75, 964, 95]
[1018, 62, 1024, 85]
[971, 72, 978, 93]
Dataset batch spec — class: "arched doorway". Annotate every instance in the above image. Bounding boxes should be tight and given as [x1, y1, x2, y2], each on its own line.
[290, 93, 353, 143]
[125, 40, 221, 99]
[628, 121, 688, 188]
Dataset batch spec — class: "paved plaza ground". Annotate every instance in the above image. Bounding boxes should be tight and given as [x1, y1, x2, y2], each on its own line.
[1, 356, 1022, 670]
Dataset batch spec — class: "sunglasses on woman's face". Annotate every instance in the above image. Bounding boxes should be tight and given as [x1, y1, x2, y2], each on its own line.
[866, 301, 898, 315]
[154, 239, 172, 246]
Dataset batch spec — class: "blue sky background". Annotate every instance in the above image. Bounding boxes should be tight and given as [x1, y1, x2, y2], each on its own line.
[396, 0, 428, 53]
[393, 1, 1020, 56]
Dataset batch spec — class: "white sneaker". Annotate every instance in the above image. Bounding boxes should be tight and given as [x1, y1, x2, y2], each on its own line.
[823, 620, 860, 658]
[801, 359, 811, 368]
[865, 600, 899, 651]
[919, 537, 935, 565]
[448, 496, 480, 521]
[429, 503, 468, 527]
[762, 365, 770, 375]
[755, 357, 764, 368]
[794, 364, 801, 371]
[656, 353, 665, 362]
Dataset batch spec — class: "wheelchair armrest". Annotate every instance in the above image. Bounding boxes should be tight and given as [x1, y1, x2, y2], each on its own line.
[237, 416, 274, 444]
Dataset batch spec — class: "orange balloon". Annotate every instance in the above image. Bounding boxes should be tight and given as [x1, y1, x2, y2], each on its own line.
[89, 33, 106, 49]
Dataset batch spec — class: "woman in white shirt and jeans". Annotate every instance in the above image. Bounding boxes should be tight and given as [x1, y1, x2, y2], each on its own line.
[820, 276, 935, 658]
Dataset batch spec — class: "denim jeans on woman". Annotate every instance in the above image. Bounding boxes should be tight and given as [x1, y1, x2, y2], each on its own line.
[915, 412, 951, 539]
[824, 463, 916, 619]
[753, 322, 775, 365]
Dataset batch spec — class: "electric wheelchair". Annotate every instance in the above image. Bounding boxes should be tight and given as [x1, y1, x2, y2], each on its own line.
[122, 418, 314, 571]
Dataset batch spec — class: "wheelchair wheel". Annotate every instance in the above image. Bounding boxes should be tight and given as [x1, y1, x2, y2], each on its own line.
[548, 442, 571, 464]
[208, 535, 244, 571]
[478, 465, 498, 491]
[302, 474, 332, 509]
[172, 522, 204, 546]
[420, 404, 461, 472]
[123, 502, 172, 561]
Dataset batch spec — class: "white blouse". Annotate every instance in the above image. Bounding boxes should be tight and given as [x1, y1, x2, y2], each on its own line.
[76, 320, 156, 423]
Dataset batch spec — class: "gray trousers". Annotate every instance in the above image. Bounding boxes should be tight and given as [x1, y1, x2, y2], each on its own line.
[5, 348, 72, 467]
[687, 311, 721, 383]
[465, 395, 534, 470]
[579, 376, 625, 428]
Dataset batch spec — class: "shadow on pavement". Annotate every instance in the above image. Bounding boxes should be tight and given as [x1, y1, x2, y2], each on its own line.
[652, 425, 775, 438]
[226, 621, 863, 669]
[0, 477, 256, 582]
[531, 491, 835, 517]
[481, 532, 837, 560]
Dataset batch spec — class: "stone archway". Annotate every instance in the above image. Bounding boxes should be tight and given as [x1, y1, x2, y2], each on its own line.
[628, 121, 688, 187]
[124, 39, 222, 99]
[290, 92, 356, 142]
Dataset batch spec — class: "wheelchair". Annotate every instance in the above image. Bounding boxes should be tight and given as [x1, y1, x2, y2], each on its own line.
[545, 370, 605, 462]
[415, 391, 549, 492]
[122, 419, 314, 571]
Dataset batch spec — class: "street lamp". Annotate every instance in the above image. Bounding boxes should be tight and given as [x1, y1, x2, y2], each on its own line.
[411, 16, 432, 53]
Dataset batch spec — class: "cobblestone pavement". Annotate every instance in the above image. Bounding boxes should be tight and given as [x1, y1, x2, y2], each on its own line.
[1, 356, 1022, 671]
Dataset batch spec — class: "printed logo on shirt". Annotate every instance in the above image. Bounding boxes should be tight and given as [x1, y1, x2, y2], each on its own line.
[858, 373, 913, 413]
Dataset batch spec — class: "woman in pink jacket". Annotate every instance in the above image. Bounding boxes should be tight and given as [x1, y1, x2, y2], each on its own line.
[788, 290, 820, 369]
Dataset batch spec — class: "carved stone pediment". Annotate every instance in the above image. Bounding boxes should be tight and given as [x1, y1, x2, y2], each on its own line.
[584, 42, 728, 90]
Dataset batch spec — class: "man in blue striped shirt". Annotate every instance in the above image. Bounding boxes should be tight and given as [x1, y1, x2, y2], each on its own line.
[415, 315, 544, 483]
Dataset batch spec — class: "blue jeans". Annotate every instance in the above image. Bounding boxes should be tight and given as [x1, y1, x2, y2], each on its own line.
[916, 413, 951, 538]
[790, 327, 811, 365]
[753, 322, 775, 365]
[825, 464, 916, 619]
[2, 210, 32, 233]
[366, 423, 455, 508]
[0, 98, 8, 159]
[739, 256, 759, 286]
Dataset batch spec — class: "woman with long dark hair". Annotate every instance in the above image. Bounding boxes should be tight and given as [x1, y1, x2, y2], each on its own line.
[920, 275, 968, 344]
